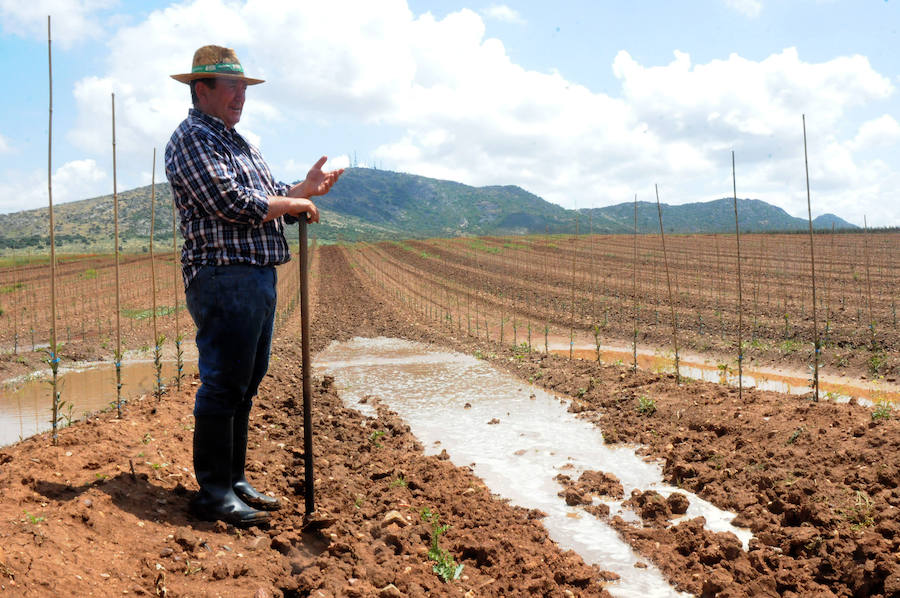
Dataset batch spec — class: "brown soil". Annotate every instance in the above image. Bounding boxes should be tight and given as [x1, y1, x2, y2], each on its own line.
[1, 244, 898, 597]
[357, 233, 899, 382]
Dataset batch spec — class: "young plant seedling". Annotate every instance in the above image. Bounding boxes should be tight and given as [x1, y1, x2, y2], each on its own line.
[872, 400, 893, 421]
[636, 395, 656, 415]
[369, 429, 386, 448]
[420, 509, 463, 582]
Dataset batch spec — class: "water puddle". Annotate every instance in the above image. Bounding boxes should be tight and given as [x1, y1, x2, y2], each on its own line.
[549, 343, 898, 407]
[0, 357, 197, 447]
[316, 337, 753, 598]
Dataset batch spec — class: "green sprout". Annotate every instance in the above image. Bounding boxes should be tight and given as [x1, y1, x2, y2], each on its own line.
[420, 509, 463, 582]
[636, 395, 656, 415]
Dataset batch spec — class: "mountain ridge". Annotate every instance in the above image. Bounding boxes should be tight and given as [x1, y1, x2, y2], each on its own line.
[0, 167, 859, 250]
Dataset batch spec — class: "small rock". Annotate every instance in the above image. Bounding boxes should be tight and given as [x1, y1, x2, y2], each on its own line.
[487, 418, 500, 425]
[211, 562, 229, 580]
[159, 547, 174, 558]
[464, 403, 472, 409]
[667, 492, 690, 515]
[248, 535, 270, 551]
[254, 589, 271, 598]
[378, 584, 403, 598]
[584, 504, 610, 519]
[634, 561, 648, 569]
[381, 510, 410, 528]
[437, 449, 450, 460]
[174, 528, 199, 551]
[562, 488, 591, 506]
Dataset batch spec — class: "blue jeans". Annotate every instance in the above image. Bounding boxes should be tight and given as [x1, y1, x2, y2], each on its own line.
[186, 264, 277, 417]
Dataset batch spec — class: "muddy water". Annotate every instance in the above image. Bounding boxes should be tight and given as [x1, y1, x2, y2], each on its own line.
[316, 337, 754, 598]
[0, 355, 197, 447]
[549, 341, 899, 406]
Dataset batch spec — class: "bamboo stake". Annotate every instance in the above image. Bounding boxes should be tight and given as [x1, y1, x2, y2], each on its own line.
[112, 93, 123, 416]
[173, 184, 183, 390]
[732, 151, 743, 400]
[150, 148, 163, 400]
[802, 114, 820, 401]
[569, 215, 577, 359]
[655, 184, 680, 383]
[589, 212, 595, 320]
[47, 15, 62, 445]
[863, 216, 874, 347]
[826, 222, 835, 341]
[632, 193, 638, 371]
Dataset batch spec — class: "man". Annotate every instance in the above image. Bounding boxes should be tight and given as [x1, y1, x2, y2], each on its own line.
[165, 45, 343, 526]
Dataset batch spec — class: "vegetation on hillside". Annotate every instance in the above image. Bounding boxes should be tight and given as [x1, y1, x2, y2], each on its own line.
[0, 167, 860, 252]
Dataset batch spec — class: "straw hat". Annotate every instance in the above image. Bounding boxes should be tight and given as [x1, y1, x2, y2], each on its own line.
[171, 45, 264, 85]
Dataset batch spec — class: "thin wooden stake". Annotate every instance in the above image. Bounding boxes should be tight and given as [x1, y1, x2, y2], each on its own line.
[632, 193, 638, 371]
[863, 215, 874, 346]
[150, 148, 163, 399]
[570, 215, 577, 359]
[172, 178, 183, 390]
[802, 114, 820, 401]
[655, 184, 680, 383]
[732, 151, 743, 400]
[112, 93, 123, 415]
[47, 15, 61, 445]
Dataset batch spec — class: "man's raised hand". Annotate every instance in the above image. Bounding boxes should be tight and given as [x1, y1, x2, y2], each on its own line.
[290, 156, 344, 198]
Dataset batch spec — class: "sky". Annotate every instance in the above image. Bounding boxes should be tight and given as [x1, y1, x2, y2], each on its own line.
[1, 0, 899, 227]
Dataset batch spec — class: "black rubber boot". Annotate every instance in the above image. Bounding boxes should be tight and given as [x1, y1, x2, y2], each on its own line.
[232, 408, 282, 511]
[191, 414, 271, 527]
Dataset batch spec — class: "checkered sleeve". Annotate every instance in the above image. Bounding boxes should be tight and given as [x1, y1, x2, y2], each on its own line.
[275, 181, 300, 225]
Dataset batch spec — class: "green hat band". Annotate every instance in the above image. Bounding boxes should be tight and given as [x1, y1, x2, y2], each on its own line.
[191, 62, 244, 75]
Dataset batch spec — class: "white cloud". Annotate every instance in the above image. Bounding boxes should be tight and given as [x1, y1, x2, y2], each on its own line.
[480, 4, 525, 24]
[848, 115, 900, 151]
[56, 0, 899, 225]
[723, 0, 762, 18]
[0, 159, 107, 213]
[0, 133, 11, 154]
[0, 0, 115, 47]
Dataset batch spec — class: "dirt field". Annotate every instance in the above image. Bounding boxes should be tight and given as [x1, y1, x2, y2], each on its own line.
[350, 232, 899, 382]
[0, 243, 898, 597]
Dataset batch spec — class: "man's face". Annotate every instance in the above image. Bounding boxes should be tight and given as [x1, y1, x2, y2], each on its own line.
[197, 78, 247, 128]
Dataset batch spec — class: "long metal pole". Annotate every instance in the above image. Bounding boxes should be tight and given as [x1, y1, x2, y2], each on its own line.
[299, 219, 314, 516]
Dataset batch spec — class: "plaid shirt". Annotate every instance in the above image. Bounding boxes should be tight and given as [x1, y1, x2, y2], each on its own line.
[165, 108, 297, 288]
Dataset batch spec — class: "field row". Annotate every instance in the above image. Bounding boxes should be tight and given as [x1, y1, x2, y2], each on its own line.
[345, 232, 898, 378]
[0, 246, 314, 358]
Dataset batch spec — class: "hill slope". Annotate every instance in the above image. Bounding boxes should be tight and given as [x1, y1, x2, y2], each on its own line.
[0, 168, 858, 250]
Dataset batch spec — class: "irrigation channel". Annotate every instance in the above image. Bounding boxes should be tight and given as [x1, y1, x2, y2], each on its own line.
[316, 336, 755, 598]
[0, 344, 198, 447]
[548, 339, 900, 406]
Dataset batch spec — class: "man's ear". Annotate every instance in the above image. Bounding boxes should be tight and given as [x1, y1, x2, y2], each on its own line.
[195, 80, 212, 104]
